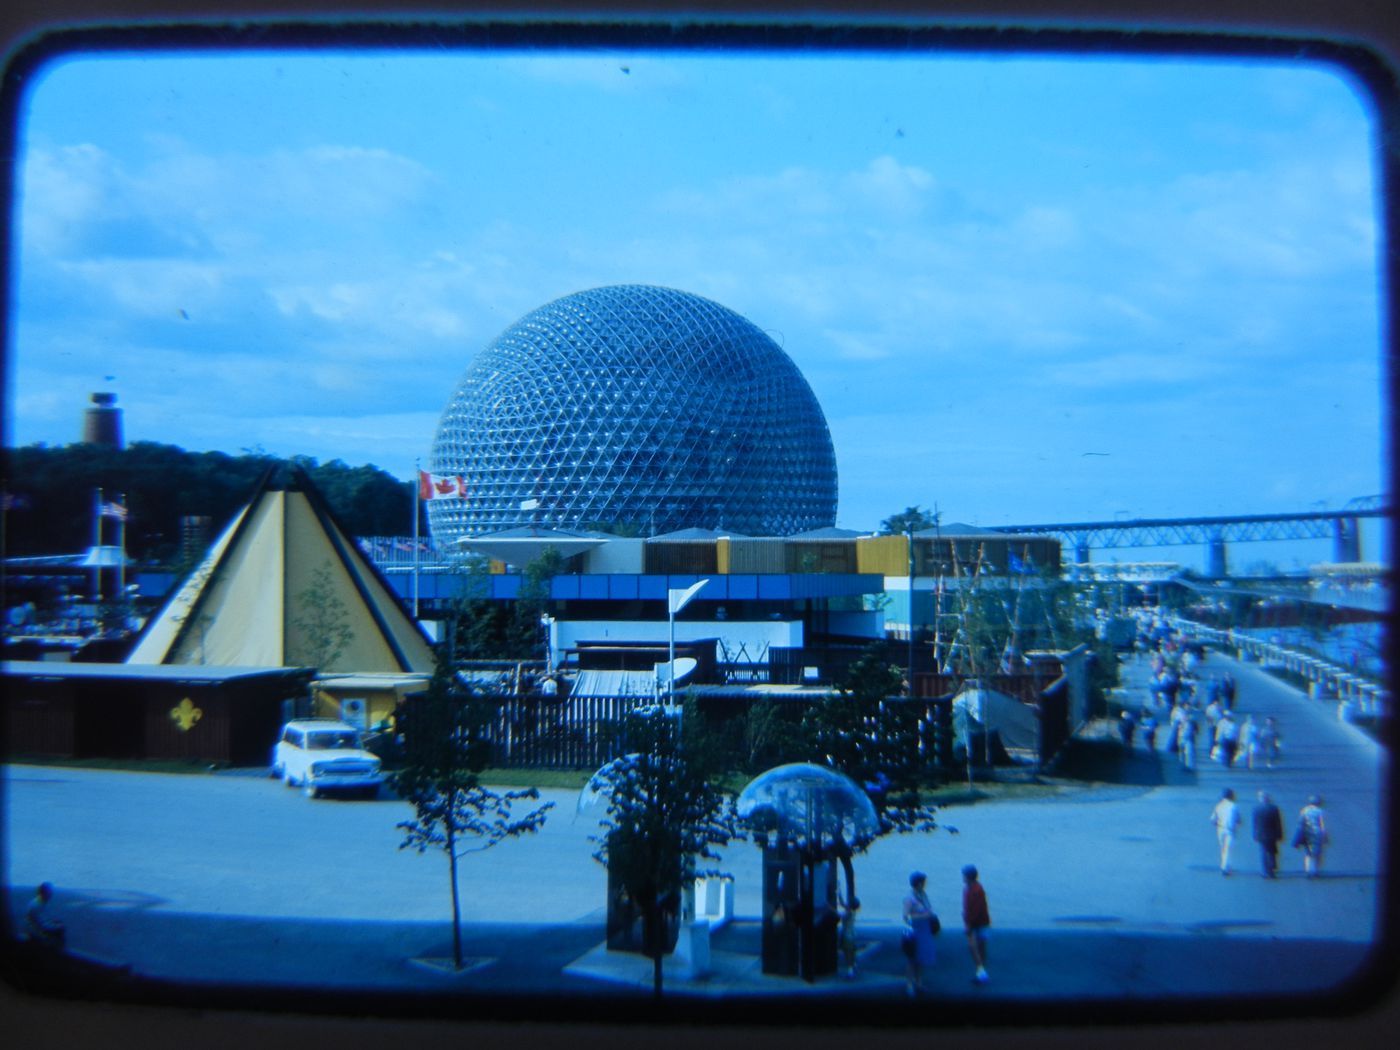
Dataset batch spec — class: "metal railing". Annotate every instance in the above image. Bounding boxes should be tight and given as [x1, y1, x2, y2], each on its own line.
[1172, 617, 1389, 723]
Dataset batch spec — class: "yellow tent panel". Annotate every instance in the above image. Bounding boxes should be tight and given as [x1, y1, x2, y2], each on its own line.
[127, 470, 435, 674]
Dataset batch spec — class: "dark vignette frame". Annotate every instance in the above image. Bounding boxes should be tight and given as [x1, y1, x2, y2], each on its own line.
[0, 12, 1396, 1036]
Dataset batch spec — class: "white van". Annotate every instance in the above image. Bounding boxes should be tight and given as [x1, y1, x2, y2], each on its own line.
[271, 719, 384, 799]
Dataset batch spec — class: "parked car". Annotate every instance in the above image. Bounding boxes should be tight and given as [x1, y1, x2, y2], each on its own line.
[271, 719, 384, 799]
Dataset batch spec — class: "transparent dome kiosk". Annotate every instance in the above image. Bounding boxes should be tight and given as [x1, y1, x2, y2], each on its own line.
[737, 763, 879, 981]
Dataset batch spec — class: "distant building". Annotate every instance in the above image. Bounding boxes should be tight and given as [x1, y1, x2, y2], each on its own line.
[81, 391, 123, 448]
[415, 526, 1062, 688]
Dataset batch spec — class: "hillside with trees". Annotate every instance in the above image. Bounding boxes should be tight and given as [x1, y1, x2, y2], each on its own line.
[3, 442, 413, 566]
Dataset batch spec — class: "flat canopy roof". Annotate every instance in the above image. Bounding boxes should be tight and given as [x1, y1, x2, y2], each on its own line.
[314, 673, 431, 691]
[2, 661, 313, 684]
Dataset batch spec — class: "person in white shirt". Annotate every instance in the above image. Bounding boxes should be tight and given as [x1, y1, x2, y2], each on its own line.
[1210, 788, 1242, 876]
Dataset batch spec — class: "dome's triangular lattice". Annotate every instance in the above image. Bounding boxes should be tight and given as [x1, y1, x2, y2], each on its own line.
[429, 285, 838, 540]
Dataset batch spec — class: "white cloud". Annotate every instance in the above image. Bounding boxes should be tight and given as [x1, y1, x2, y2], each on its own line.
[18, 144, 113, 254]
[824, 329, 892, 362]
[844, 155, 936, 217]
[58, 257, 229, 318]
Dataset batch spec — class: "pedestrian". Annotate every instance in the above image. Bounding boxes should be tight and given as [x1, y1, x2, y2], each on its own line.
[1239, 715, 1259, 770]
[1118, 708, 1136, 749]
[961, 864, 991, 984]
[1216, 710, 1241, 767]
[1179, 703, 1199, 770]
[1140, 706, 1158, 751]
[1205, 697, 1223, 759]
[1292, 795, 1329, 878]
[1221, 672, 1237, 709]
[1252, 791, 1284, 878]
[839, 894, 860, 978]
[901, 871, 939, 997]
[1258, 716, 1282, 769]
[25, 882, 65, 949]
[1210, 788, 1242, 875]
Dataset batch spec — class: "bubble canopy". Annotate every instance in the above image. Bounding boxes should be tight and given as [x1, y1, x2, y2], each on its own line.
[736, 762, 879, 848]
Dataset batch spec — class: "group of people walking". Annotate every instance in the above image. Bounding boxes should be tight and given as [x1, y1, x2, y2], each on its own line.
[1117, 620, 1292, 779]
[1212, 788, 1330, 879]
[1122, 659, 1284, 775]
[899, 866, 991, 996]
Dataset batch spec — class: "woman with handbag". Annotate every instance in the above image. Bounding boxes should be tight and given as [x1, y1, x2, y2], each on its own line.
[901, 871, 939, 997]
[1293, 795, 1329, 878]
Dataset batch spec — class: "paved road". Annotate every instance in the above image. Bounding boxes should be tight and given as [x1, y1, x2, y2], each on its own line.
[3, 649, 1389, 1014]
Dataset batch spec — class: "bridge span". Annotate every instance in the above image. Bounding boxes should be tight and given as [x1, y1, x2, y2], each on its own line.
[992, 505, 1388, 577]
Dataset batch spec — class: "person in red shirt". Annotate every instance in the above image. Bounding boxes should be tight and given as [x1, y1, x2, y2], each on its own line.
[961, 864, 991, 984]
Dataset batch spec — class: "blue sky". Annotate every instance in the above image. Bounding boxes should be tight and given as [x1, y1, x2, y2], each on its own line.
[6, 44, 1387, 564]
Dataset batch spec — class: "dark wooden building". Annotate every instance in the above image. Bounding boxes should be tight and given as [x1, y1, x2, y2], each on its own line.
[2, 662, 313, 766]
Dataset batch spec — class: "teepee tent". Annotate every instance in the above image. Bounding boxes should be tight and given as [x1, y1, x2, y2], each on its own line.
[127, 468, 434, 674]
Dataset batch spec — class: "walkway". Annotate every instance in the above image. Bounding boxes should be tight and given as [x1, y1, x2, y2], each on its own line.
[4, 649, 1389, 1013]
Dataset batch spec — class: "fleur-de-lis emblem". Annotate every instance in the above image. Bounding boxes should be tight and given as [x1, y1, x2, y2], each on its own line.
[170, 698, 203, 732]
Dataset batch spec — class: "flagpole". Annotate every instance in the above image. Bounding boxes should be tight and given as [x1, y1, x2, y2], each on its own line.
[92, 487, 103, 601]
[413, 461, 421, 619]
[118, 493, 128, 596]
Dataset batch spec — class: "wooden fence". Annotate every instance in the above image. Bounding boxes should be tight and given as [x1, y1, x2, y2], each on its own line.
[477, 691, 964, 773]
[484, 693, 650, 769]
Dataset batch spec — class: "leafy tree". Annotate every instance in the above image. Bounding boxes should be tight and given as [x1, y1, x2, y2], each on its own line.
[590, 702, 738, 998]
[392, 668, 554, 971]
[879, 505, 940, 536]
[801, 645, 944, 843]
[290, 562, 355, 671]
[438, 550, 563, 663]
[506, 548, 565, 660]
[444, 559, 510, 662]
[3, 442, 413, 564]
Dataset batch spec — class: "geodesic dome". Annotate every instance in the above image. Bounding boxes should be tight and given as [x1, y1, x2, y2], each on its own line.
[429, 285, 838, 540]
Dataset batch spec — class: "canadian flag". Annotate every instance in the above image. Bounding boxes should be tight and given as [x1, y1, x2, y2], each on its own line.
[418, 471, 467, 501]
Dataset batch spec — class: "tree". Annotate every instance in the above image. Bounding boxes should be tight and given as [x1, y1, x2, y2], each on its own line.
[2, 442, 413, 565]
[506, 548, 565, 660]
[392, 668, 554, 971]
[879, 505, 940, 536]
[589, 702, 738, 998]
[802, 645, 944, 842]
[437, 550, 563, 663]
[290, 561, 355, 671]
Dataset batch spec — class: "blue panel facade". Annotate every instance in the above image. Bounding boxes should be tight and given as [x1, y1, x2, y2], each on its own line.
[386, 573, 882, 604]
[579, 575, 610, 600]
[428, 285, 838, 539]
[726, 575, 758, 600]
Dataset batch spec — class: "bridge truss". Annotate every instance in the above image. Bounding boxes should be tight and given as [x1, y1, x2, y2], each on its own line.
[992, 507, 1388, 575]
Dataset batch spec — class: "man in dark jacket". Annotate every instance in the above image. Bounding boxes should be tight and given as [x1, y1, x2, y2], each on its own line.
[1253, 791, 1284, 878]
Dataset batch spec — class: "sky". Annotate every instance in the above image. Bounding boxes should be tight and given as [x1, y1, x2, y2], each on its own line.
[5, 40, 1388, 565]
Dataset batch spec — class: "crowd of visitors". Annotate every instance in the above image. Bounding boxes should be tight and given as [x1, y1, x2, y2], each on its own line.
[1129, 608, 1333, 883]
